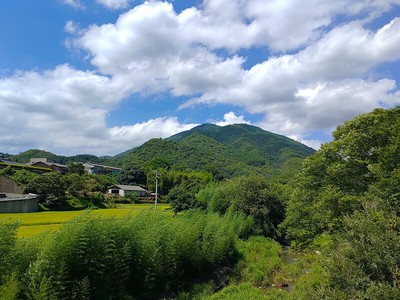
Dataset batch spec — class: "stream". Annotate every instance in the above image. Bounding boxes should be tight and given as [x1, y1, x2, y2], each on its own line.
[279, 246, 303, 292]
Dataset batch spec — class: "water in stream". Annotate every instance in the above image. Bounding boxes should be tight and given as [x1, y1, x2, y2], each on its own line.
[279, 246, 303, 292]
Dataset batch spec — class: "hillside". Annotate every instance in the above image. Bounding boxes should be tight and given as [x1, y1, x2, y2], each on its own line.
[116, 124, 315, 180]
[9, 149, 108, 165]
[3, 124, 315, 180]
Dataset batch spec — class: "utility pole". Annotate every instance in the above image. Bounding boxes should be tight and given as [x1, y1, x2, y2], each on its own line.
[154, 171, 160, 210]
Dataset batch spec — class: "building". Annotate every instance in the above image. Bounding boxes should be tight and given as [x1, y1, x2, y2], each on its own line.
[29, 158, 68, 174]
[0, 159, 51, 174]
[108, 185, 148, 197]
[0, 193, 38, 213]
[83, 163, 121, 175]
[0, 175, 24, 194]
[0, 176, 38, 213]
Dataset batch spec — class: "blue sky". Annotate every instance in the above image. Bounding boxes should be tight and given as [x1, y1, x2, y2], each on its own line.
[0, 0, 399, 156]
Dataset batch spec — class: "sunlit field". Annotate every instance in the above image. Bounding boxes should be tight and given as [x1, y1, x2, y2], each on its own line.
[0, 203, 171, 238]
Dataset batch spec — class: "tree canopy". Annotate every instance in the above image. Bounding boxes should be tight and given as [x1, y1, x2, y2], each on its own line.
[283, 107, 400, 248]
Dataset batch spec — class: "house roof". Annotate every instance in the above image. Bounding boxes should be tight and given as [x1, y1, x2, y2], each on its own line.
[84, 163, 121, 171]
[110, 185, 147, 192]
[30, 161, 68, 168]
[0, 193, 37, 202]
[50, 163, 68, 168]
[0, 159, 24, 165]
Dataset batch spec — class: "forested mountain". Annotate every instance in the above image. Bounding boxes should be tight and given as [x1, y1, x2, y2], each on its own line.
[114, 123, 315, 180]
[4, 124, 315, 181]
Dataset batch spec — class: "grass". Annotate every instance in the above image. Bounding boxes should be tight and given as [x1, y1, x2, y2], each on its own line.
[0, 203, 171, 238]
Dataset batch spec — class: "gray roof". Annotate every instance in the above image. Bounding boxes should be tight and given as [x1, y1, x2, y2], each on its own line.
[0, 193, 37, 202]
[50, 163, 68, 168]
[84, 163, 121, 170]
[110, 185, 147, 192]
[30, 161, 68, 168]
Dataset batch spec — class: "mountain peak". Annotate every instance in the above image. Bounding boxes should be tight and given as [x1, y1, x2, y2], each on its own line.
[123, 123, 315, 180]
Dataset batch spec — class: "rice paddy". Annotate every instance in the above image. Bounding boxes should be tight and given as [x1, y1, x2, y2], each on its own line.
[0, 203, 171, 238]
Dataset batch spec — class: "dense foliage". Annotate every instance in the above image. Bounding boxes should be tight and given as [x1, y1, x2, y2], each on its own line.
[197, 176, 285, 238]
[283, 107, 400, 248]
[6, 170, 117, 208]
[0, 210, 252, 299]
[275, 107, 400, 299]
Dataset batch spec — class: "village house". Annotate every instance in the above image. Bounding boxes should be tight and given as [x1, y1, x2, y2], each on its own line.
[83, 163, 121, 174]
[108, 184, 148, 197]
[0, 158, 51, 174]
[29, 158, 68, 174]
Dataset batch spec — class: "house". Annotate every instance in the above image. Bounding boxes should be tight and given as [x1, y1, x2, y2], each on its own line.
[83, 163, 121, 175]
[108, 185, 148, 197]
[29, 158, 68, 174]
[0, 159, 51, 174]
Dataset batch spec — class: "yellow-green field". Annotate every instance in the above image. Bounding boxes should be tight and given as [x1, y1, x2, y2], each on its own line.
[0, 204, 171, 238]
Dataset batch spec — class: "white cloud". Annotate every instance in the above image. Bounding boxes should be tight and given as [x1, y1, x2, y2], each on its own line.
[301, 139, 322, 150]
[74, 2, 246, 97]
[62, 0, 85, 10]
[108, 117, 198, 150]
[64, 20, 79, 34]
[182, 17, 400, 142]
[96, 0, 132, 10]
[0, 65, 201, 155]
[214, 112, 250, 126]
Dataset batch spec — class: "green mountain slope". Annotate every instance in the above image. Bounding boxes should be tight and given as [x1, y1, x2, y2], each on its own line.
[9, 149, 108, 165]
[4, 124, 315, 180]
[117, 124, 315, 180]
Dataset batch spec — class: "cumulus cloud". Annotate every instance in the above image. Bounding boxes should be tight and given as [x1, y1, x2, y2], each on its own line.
[0, 65, 198, 155]
[214, 112, 251, 126]
[96, 0, 132, 10]
[182, 17, 400, 141]
[74, 2, 246, 97]
[108, 117, 198, 150]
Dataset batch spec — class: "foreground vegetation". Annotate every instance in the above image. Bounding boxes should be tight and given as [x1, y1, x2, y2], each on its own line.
[0, 210, 253, 299]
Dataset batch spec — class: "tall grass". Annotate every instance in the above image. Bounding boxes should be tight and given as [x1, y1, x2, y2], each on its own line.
[0, 209, 250, 299]
[234, 236, 283, 287]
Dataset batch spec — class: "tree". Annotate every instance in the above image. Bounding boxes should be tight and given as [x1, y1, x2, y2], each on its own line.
[233, 176, 285, 238]
[10, 169, 38, 186]
[283, 107, 400, 248]
[68, 162, 84, 175]
[167, 183, 199, 214]
[197, 176, 285, 238]
[118, 164, 146, 186]
[148, 156, 171, 170]
[315, 203, 400, 299]
[25, 172, 66, 206]
[64, 173, 85, 196]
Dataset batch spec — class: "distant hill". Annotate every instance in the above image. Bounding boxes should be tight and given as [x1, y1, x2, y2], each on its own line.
[115, 124, 315, 181]
[0, 152, 12, 159]
[9, 149, 109, 165]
